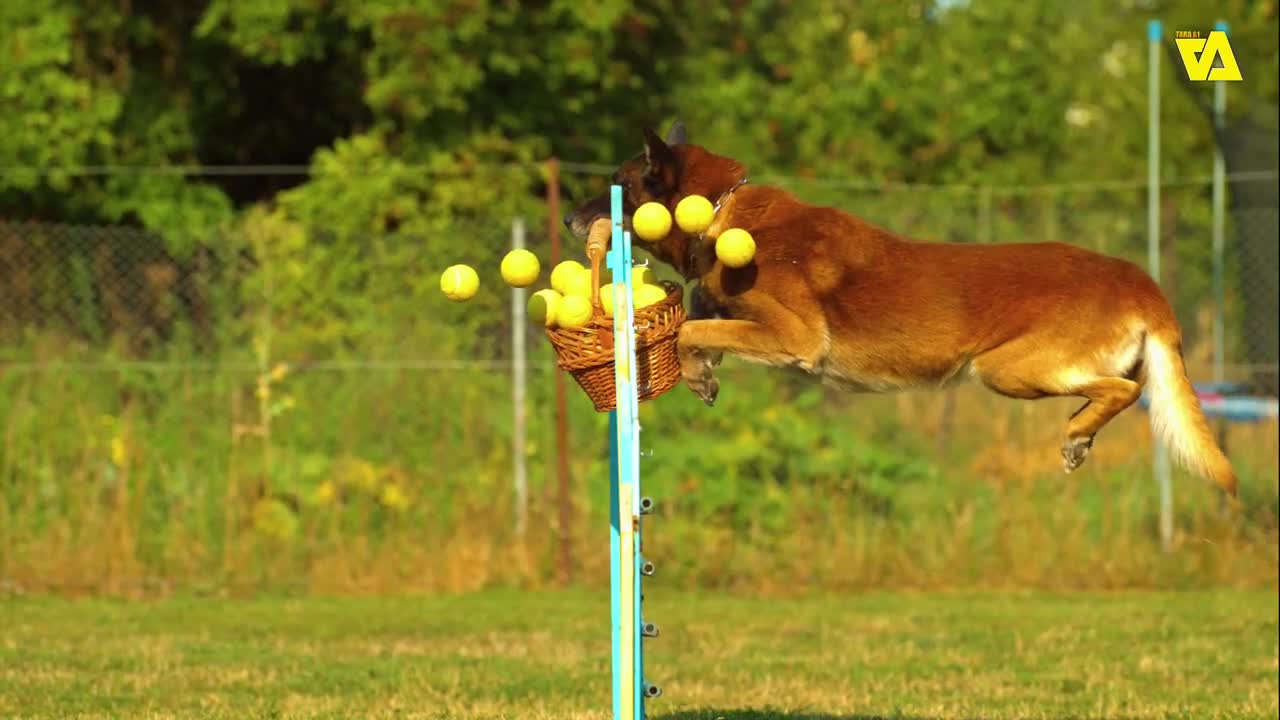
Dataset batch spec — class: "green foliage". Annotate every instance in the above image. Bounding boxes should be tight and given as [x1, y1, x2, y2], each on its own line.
[0, 3, 122, 191]
[101, 177, 234, 257]
[4, 0, 1276, 236]
[196, 0, 332, 65]
[634, 376, 937, 537]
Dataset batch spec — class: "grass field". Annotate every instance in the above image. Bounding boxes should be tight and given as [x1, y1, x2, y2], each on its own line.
[1, 589, 1275, 719]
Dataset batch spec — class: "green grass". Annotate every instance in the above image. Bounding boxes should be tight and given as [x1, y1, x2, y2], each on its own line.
[1, 589, 1275, 719]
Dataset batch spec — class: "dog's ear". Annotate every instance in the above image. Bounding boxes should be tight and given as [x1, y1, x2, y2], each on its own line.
[642, 127, 674, 178]
[665, 120, 687, 146]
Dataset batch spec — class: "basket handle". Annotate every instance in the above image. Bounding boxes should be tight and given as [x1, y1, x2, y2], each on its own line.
[585, 218, 611, 310]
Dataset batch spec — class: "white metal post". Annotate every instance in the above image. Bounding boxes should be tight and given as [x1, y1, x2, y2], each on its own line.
[1212, 20, 1229, 384]
[1148, 19, 1174, 553]
[511, 217, 528, 538]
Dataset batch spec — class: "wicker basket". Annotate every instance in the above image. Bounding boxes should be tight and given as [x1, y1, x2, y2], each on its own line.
[545, 221, 686, 412]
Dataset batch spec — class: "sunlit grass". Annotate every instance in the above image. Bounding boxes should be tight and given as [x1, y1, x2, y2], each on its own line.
[1, 352, 1277, 596]
[1, 589, 1275, 719]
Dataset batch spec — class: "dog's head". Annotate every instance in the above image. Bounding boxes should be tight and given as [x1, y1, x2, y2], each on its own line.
[563, 121, 747, 274]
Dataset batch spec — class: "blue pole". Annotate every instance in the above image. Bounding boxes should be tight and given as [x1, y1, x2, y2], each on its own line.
[608, 185, 645, 719]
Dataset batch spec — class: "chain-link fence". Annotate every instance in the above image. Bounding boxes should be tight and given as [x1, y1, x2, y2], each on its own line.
[1, 171, 1275, 383]
[0, 214, 532, 368]
[0, 221, 236, 360]
[1, 169, 1276, 595]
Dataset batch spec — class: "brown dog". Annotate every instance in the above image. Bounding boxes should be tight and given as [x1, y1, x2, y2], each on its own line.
[565, 122, 1237, 495]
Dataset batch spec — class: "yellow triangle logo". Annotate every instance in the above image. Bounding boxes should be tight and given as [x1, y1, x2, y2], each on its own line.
[1175, 31, 1243, 82]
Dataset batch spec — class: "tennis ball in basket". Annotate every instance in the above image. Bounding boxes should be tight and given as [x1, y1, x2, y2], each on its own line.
[527, 289, 562, 327]
[500, 249, 540, 288]
[634, 283, 668, 309]
[440, 264, 479, 301]
[631, 266, 656, 286]
[599, 283, 618, 317]
[557, 294, 594, 329]
[715, 228, 756, 268]
[562, 268, 594, 299]
[675, 195, 715, 234]
[632, 202, 672, 242]
[550, 260, 586, 294]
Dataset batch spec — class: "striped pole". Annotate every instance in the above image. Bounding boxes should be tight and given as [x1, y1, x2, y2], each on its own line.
[608, 184, 651, 719]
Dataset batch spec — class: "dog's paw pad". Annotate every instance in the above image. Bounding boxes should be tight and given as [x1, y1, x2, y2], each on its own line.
[688, 377, 719, 407]
[1060, 437, 1093, 472]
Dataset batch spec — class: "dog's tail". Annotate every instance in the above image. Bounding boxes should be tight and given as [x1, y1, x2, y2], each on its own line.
[1143, 331, 1237, 496]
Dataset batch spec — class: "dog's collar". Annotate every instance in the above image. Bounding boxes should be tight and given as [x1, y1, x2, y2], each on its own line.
[683, 176, 749, 278]
[713, 176, 749, 214]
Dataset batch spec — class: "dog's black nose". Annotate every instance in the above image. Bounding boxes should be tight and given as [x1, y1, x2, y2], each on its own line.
[562, 214, 573, 229]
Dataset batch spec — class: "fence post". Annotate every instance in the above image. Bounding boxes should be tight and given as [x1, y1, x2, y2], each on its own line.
[978, 185, 993, 243]
[511, 217, 528, 538]
[546, 157, 574, 583]
[1043, 189, 1059, 245]
[1148, 19, 1174, 554]
[1211, 20, 1229, 384]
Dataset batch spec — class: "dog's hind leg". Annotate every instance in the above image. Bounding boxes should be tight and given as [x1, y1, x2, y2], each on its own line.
[973, 339, 1142, 473]
[1059, 377, 1142, 472]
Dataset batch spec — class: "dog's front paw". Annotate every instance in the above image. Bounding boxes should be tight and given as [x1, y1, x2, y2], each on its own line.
[677, 331, 720, 406]
[686, 374, 719, 406]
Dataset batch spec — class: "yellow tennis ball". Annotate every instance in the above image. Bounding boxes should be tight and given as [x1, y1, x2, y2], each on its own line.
[550, 260, 586, 294]
[675, 195, 715, 234]
[440, 264, 479, 301]
[715, 228, 756, 268]
[557, 294, 594, 329]
[599, 283, 618, 317]
[634, 283, 668, 309]
[562, 268, 594, 299]
[527, 289, 562, 327]
[632, 202, 672, 242]
[500, 249, 540, 288]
